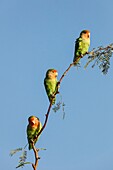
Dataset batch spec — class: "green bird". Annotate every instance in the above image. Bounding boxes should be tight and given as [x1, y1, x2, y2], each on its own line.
[27, 116, 42, 150]
[73, 30, 90, 65]
[44, 69, 58, 105]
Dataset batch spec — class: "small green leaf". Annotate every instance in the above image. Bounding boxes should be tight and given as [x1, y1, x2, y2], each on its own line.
[16, 162, 31, 168]
[84, 43, 113, 74]
[10, 148, 23, 156]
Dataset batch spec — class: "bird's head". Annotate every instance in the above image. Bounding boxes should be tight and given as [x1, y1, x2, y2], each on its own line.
[28, 116, 40, 127]
[80, 30, 90, 39]
[46, 69, 58, 79]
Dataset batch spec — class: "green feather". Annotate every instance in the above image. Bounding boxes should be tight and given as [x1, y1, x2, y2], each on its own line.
[44, 69, 58, 105]
[73, 36, 90, 65]
[44, 77, 57, 104]
[27, 122, 42, 150]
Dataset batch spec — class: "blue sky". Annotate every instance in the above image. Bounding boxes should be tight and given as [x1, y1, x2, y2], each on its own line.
[0, 0, 113, 170]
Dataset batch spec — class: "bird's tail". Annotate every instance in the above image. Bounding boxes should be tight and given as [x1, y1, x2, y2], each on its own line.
[49, 95, 56, 105]
[73, 56, 81, 66]
[29, 142, 33, 150]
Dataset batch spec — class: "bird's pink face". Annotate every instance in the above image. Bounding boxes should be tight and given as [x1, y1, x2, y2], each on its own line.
[81, 30, 90, 39]
[53, 69, 58, 77]
[87, 32, 90, 38]
[48, 69, 58, 79]
[29, 117, 39, 127]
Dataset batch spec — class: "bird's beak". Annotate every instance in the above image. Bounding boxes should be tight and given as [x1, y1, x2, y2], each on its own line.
[88, 33, 90, 38]
[55, 72, 58, 77]
[31, 120, 36, 125]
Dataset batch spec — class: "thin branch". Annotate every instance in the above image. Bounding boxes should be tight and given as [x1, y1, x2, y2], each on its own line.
[36, 102, 52, 138]
[59, 63, 74, 83]
[32, 143, 40, 170]
[58, 54, 88, 84]
[30, 102, 52, 170]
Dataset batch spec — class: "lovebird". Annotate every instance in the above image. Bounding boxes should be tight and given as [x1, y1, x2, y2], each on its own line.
[44, 69, 58, 105]
[27, 116, 42, 150]
[73, 30, 90, 65]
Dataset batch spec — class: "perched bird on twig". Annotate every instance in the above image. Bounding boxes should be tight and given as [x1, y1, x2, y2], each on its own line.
[44, 69, 59, 105]
[73, 30, 90, 65]
[27, 116, 42, 150]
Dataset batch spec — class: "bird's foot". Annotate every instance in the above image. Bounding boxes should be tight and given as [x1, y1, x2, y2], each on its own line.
[51, 93, 55, 98]
[85, 52, 89, 55]
[57, 82, 60, 89]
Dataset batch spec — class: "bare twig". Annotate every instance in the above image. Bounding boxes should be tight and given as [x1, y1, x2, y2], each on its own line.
[59, 63, 74, 83]
[32, 143, 40, 170]
[30, 102, 52, 170]
[36, 102, 52, 138]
